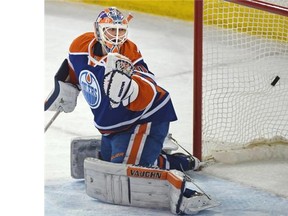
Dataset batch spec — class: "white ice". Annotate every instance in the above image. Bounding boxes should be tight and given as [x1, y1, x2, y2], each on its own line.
[43, 1, 288, 216]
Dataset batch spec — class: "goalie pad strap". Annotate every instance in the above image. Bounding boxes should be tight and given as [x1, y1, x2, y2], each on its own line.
[176, 178, 186, 214]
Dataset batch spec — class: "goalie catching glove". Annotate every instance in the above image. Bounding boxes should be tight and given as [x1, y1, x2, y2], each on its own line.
[103, 53, 139, 108]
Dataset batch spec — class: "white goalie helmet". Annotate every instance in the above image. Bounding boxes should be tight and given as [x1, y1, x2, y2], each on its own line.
[94, 7, 133, 53]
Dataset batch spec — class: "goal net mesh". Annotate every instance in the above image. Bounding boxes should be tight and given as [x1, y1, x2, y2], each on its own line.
[201, 0, 288, 159]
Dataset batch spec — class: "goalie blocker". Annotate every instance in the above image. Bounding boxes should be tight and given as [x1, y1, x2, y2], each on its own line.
[84, 158, 219, 215]
[44, 59, 80, 113]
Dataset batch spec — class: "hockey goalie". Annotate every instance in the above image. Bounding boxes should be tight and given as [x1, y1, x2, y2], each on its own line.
[45, 7, 219, 215]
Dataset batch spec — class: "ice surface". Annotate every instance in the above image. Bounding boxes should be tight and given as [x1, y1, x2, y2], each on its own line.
[44, 1, 288, 216]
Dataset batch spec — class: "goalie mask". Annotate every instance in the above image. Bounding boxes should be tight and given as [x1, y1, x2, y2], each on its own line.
[94, 7, 133, 53]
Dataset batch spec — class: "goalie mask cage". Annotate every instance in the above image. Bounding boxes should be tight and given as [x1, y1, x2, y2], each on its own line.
[193, 0, 288, 161]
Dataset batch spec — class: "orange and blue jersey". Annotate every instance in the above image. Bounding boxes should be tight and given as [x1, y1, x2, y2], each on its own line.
[67, 32, 177, 134]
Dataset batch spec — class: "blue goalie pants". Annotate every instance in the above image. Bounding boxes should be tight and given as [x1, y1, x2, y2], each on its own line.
[100, 121, 192, 171]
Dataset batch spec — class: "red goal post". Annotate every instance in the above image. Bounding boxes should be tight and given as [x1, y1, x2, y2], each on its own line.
[193, 0, 288, 161]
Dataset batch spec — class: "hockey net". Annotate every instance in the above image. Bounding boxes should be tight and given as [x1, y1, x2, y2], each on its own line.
[194, 0, 288, 162]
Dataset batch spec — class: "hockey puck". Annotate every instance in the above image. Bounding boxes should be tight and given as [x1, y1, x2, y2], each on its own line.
[271, 76, 280, 86]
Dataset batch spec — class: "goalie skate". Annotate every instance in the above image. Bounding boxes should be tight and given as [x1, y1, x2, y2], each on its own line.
[70, 134, 179, 179]
[174, 178, 220, 214]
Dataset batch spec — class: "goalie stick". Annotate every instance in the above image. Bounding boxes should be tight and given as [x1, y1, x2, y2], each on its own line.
[44, 110, 61, 133]
[168, 134, 193, 156]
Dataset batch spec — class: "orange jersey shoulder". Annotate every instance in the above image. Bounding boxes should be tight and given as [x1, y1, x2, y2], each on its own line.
[69, 32, 95, 53]
[120, 40, 142, 63]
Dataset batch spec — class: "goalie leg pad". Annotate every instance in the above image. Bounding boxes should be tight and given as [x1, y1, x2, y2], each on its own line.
[84, 158, 170, 209]
[84, 158, 219, 214]
[70, 136, 102, 179]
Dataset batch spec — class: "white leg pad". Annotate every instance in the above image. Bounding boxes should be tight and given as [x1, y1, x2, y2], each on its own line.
[84, 158, 219, 214]
[84, 158, 170, 208]
[70, 136, 102, 179]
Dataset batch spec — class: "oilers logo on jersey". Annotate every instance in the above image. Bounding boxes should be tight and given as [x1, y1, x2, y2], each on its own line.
[79, 70, 102, 109]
